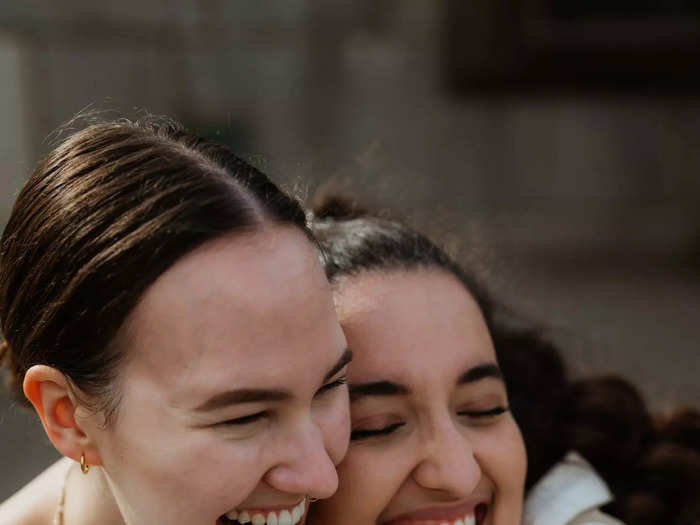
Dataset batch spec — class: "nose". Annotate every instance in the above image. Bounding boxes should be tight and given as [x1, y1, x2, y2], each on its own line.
[411, 415, 481, 495]
[263, 417, 339, 500]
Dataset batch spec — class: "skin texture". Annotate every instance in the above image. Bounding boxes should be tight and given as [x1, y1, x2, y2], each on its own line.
[309, 269, 527, 525]
[17, 225, 350, 525]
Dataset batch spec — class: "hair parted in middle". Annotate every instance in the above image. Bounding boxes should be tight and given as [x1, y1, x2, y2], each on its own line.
[0, 117, 309, 422]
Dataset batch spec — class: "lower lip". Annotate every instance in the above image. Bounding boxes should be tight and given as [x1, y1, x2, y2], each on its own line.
[387, 503, 489, 525]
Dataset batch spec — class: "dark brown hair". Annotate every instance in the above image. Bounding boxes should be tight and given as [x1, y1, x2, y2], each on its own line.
[0, 118, 308, 421]
[311, 196, 700, 525]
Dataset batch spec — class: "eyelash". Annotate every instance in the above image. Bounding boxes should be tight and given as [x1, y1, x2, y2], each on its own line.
[222, 412, 266, 426]
[316, 375, 348, 396]
[350, 407, 508, 440]
[458, 406, 508, 418]
[351, 422, 404, 440]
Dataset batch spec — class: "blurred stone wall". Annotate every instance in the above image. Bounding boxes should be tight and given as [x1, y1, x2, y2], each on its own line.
[1, 0, 699, 501]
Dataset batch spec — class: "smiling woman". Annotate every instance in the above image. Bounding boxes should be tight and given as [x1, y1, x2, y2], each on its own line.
[319, 269, 526, 525]
[0, 119, 351, 525]
[307, 200, 528, 525]
[308, 197, 700, 525]
[307, 198, 632, 525]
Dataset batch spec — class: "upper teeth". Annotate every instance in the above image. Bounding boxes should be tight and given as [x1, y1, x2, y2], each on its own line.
[225, 499, 306, 525]
[439, 513, 476, 525]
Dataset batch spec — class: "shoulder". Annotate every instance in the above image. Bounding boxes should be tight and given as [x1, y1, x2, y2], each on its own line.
[0, 457, 71, 525]
[523, 452, 625, 525]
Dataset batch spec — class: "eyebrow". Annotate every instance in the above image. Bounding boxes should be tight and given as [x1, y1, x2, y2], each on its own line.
[349, 363, 503, 403]
[349, 381, 410, 401]
[194, 387, 292, 412]
[195, 347, 353, 412]
[457, 363, 503, 385]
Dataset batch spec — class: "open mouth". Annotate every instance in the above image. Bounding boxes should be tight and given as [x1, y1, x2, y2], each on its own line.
[218, 499, 307, 525]
[388, 502, 489, 525]
[437, 503, 488, 525]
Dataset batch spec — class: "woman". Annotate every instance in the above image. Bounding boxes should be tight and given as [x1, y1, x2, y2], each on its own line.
[0, 120, 352, 525]
[308, 199, 700, 525]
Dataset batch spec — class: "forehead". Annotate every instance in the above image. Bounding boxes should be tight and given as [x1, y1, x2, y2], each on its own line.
[119, 225, 343, 405]
[334, 269, 496, 384]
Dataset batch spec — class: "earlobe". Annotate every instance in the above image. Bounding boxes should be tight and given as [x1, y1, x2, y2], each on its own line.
[23, 365, 103, 467]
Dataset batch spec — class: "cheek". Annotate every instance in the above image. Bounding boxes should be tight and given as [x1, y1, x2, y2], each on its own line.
[474, 417, 527, 499]
[315, 392, 351, 466]
[95, 410, 270, 523]
[311, 444, 411, 525]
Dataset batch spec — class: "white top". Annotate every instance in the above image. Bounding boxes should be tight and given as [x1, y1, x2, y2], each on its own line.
[523, 452, 624, 525]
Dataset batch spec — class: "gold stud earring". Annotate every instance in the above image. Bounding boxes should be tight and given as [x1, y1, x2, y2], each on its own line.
[80, 453, 89, 474]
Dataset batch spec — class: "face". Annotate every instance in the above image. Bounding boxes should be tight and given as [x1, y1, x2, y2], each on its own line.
[79, 225, 351, 525]
[309, 269, 526, 525]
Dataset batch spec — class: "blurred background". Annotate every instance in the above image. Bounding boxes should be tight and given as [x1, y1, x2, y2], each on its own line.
[2, 0, 700, 501]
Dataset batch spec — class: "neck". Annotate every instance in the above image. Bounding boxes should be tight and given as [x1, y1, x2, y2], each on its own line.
[63, 462, 125, 525]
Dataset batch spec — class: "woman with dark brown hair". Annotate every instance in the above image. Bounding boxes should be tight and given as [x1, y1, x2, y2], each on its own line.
[0, 120, 353, 525]
[307, 197, 700, 525]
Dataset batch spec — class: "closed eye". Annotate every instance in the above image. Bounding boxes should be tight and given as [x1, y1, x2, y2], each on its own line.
[220, 411, 267, 426]
[351, 422, 404, 440]
[458, 406, 508, 417]
[315, 375, 348, 397]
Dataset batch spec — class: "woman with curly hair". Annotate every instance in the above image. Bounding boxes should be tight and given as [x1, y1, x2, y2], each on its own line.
[307, 197, 700, 525]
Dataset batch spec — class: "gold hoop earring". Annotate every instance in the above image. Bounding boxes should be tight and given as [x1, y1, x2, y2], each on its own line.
[80, 454, 90, 475]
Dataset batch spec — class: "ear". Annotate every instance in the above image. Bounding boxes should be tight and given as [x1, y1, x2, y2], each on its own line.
[23, 365, 103, 467]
